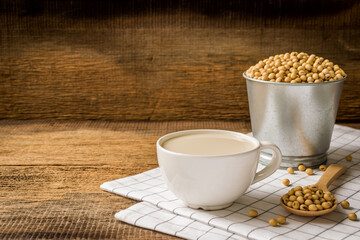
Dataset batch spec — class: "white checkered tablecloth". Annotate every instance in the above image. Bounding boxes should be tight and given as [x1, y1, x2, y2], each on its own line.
[101, 125, 360, 240]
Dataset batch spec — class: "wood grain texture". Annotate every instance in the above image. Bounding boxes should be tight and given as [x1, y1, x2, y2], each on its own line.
[0, 0, 359, 121]
[0, 120, 359, 239]
[0, 120, 252, 239]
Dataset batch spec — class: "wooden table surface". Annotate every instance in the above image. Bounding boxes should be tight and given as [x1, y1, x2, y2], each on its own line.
[1, 120, 359, 239]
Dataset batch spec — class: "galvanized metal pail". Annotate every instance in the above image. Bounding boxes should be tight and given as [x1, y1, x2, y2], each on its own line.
[244, 72, 346, 168]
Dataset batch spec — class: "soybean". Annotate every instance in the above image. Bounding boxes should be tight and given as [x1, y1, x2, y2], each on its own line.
[300, 204, 308, 211]
[309, 204, 318, 211]
[321, 202, 331, 209]
[287, 167, 294, 174]
[246, 52, 346, 83]
[305, 168, 313, 175]
[249, 209, 258, 217]
[348, 213, 357, 221]
[341, 200, 350, 209]
[269, 219, 278, 227]
[277, 216, 286, 224]
[281, 184, 337, 212]
[282, 179, 290, 186]
[319, 165, 327, 171]
[298, 164, 306, 171]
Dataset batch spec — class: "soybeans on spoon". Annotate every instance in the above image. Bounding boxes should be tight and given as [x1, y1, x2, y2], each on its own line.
[280, 164, 347, 216]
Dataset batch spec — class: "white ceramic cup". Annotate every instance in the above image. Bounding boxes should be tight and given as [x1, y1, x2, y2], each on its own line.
[156, 129, 282, 210]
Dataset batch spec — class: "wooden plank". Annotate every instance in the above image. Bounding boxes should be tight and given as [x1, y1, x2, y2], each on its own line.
[0, 165, 178, 239]
[0, 120, 250, 166]
[0, 1, 359, 121]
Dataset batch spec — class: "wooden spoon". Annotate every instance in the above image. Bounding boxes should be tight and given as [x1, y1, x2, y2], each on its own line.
[280, 164, 347, 216]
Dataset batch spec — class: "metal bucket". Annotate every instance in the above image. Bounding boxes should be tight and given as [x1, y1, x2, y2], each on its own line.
[244, 72, 346, 168]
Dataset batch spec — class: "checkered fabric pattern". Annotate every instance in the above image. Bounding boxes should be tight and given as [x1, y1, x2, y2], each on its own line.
[101, 125, 360, 240]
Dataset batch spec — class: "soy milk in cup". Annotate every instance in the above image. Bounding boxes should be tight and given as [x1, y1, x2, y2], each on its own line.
[157, 129, 282, 210]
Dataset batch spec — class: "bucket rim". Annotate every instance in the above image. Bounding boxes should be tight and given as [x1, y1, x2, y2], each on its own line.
[243, 72, 346, 86]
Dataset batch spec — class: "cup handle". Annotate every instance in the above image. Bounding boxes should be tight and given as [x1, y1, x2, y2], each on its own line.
[252, 141, 282, 184]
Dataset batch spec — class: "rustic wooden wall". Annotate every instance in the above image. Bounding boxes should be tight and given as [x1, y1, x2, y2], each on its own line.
[1, 0, 359, 121]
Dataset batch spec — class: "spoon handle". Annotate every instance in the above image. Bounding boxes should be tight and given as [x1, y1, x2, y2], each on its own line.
[316, 164, 347, 192]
